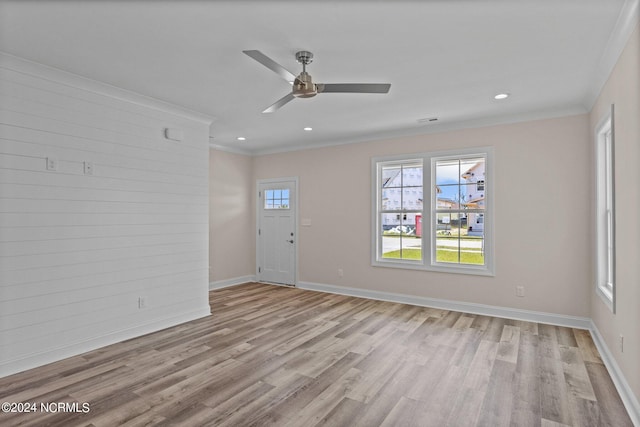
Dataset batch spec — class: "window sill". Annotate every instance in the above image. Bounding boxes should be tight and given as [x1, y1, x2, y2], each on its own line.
[372, 259, 495, 277]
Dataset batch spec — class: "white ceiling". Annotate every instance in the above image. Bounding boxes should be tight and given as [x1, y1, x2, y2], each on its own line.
[0, 1, 636, 154]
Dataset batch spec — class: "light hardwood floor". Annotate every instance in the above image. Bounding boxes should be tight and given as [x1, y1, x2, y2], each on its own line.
[0, 282, 632, 426]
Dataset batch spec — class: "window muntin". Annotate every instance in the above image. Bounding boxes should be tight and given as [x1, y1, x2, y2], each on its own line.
[373, 148, 493, 276]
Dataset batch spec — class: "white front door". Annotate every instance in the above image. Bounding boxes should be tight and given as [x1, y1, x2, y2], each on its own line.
[257, 179, 297, 286]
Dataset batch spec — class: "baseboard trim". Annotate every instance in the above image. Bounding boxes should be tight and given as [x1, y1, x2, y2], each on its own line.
[0, 307, 211, 379]
[298, 281, 591, 329]
[209, 275, 257, 290]
[589, 321, 640, 426]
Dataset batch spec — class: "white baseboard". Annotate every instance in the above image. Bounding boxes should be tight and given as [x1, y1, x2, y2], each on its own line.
[0, 307, 211, 379]
[298, 281, 591, 329]
[590, 321, 640, 426]
[209, 275, 257, 290]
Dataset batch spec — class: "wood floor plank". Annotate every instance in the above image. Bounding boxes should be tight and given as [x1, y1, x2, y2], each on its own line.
[0, 283, 632, 427]
[255, 352, 363, 427]
[559, 346, 597, 401]
[312, 397, 364, 427]
[497, 324, 521, 364]
[379, 396, 423, 427]
[476, 359, 517, 427]
[574, 329, 603, 364]
[539, 353, 573, 425]
[284, 367, 363, 427]
[585, 361, 634, 427]
[445, 340, 499, 425]
[509, 330, 542, 427]
[351, 360, 421, 427]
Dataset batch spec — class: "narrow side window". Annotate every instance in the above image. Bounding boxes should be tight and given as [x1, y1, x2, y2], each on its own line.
[595, 105, 615, 312]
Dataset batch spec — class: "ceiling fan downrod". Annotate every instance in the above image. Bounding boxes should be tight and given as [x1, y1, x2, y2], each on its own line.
[293, 51, 317, 98]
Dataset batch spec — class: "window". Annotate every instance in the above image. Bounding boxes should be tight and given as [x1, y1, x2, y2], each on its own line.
[595, 106, 615, 312]
[379, 160, 423, 261]
[264, 189, 290, 209]
[372, 148, 493, 276]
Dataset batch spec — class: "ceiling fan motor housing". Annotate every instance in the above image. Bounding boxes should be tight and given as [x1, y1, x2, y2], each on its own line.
[293, 71, 317, 98]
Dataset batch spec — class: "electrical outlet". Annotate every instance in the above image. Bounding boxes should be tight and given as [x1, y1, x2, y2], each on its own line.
[46, 157, 58, 171]
[138, 296, 147, 309]
[84, 161, 94, 175]
[338, 268, 344, 278]
[516, 286, 525, 297]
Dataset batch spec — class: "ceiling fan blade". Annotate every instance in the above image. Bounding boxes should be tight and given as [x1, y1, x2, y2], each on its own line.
[243, 50, 297, 83]
[317, 83, 391, 94]
[263, 92, 295, 114]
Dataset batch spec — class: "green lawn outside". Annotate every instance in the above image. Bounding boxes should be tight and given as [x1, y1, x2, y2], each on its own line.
[383, 248, 484, 265]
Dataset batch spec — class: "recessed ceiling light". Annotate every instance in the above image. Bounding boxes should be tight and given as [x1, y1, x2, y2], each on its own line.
[303, 127, 313, 131]
[494, 93, 510, 100]
[236, 137, 246, 141]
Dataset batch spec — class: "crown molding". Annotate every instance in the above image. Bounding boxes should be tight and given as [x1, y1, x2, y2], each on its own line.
[0, 51, 214, 125]
[209, 142, 253, 156]
[584, 0, 640, 109]
[244, 105, 587, 157]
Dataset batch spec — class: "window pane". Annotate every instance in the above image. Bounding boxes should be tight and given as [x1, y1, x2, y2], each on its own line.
[467, 213, 484, 234]
[461, 234, 485, 265]
[381, 162, 423, 213]
[435, 205, 485, 265]
[382, 164, 402, 188]
[401, 233, 421, 260]
[265, 190, 273, 199]
[402, 187, 423, 210]
[436, 159, 461, 185]
[381, 189, 394, 210]
[460, 183, 484, 210]
[381, 214, 421, 260]
[436, 212, 459, 263]
[403, 165, 422, 186]
[460, 158, 485, 183]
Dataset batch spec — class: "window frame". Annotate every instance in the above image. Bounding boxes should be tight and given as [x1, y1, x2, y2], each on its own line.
[595, 105, 616, 313]
[371, 147, 494, 276]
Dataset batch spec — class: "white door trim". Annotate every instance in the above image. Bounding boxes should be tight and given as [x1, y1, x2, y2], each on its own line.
[256, 177, 299, 286]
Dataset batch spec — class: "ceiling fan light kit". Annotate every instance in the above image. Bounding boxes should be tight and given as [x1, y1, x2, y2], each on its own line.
[243, 50, 391, 113]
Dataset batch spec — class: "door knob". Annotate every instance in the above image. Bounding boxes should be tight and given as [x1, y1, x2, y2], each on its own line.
[287, 240, 294, 243]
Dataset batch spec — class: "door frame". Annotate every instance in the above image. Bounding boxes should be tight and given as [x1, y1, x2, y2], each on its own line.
[256, 176, 299, 286]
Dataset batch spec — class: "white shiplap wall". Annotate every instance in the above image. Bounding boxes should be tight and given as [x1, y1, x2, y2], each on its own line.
[0, 53, 212, 377]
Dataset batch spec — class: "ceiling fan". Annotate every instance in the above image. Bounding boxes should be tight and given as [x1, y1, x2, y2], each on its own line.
[243, 50, 391, 113]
